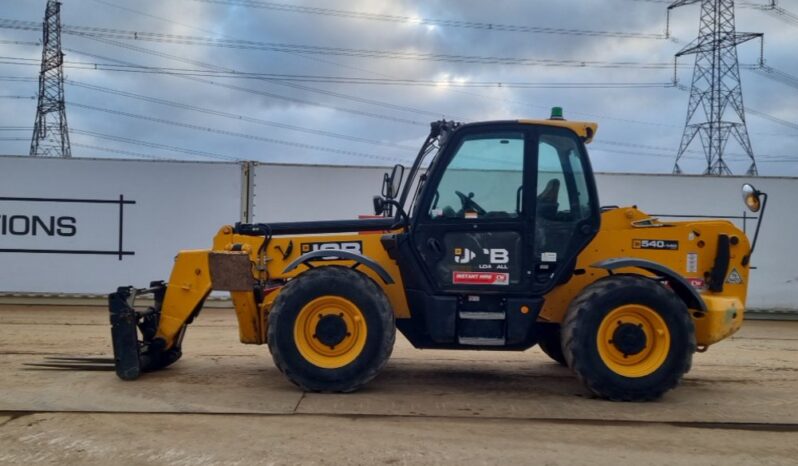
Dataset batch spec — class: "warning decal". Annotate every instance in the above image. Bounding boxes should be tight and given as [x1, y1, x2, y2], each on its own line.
[686, 253, 698, 273]
[726, 268, 744, 285]
[452, 272, 510, 286]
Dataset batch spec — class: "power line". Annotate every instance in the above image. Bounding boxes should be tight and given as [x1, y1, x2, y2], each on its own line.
[73, 34, 458, 119]
[70, 128, 240, 161]
[81, 0, 724, 133]
[70, 142, 172, 160]
[4, 8, 792, 163]
[597, 138, 795, 160]
[0, 18, 687, 69]
[630, 0, 768, 7]
[85, 30, 784, 137]
[748, 1, 798, 26]
[747, 64, 798, 90]
[61, 47, 429, 127]
[68, 101, 411, 163]
[0, 56, 679, 88]
[180, 0, 668, 39]
[745, 107, 798, 131]
[62, 79, 419, 151]
[673, 81, 798, 133]
[0, 39, 39, 46]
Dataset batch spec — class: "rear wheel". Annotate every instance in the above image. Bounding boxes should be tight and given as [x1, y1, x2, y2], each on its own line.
[562, 275, 695, 401]
[537, 323, 567, 366]
[267, 266, 395, 392]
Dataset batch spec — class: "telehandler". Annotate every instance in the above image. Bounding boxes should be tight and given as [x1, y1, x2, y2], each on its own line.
[109, 109, 767, 401]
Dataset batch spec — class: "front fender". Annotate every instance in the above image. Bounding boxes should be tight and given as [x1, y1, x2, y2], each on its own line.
[282, 249, 395, 284]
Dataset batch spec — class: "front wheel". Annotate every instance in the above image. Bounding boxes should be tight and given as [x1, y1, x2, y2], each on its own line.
[562, 275, 695, 401]
[537, 323, 567, 366]
[267, 266, 395, 392]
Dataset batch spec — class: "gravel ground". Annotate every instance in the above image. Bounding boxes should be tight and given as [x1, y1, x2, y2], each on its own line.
[1, 305, 796, 465]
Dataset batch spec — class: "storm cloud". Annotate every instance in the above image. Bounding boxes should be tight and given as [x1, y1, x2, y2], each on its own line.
[1, 0, 796, 175]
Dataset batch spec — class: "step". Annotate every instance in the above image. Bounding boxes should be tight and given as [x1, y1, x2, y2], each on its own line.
[458, 311, 505, 320]
[457, 337, 506, 346]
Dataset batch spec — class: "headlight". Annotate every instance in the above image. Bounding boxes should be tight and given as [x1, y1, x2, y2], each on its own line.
[742, 183, 761, 213]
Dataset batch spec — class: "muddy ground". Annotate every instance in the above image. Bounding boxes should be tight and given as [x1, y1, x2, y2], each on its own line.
[0, 305, 796, 465]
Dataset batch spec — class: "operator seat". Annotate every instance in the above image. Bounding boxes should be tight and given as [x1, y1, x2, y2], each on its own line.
[537, 179, 560, 219]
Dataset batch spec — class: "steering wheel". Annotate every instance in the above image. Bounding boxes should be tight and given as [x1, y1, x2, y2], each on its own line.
[455, 190, 487, 216]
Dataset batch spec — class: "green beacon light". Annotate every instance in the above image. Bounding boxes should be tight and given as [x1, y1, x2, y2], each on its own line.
[550, 107, 565, 120]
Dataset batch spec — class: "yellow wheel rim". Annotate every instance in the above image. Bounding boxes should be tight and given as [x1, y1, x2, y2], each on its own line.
[294, 296, 367, 369]
[596, 304, 670, 378]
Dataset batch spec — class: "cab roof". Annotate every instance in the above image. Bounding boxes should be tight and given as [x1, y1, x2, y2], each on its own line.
[518, 119, 598, 143]
[450, 119, 599, 144]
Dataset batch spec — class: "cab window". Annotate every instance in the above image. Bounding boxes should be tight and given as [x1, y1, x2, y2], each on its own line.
[428, 132, 524, 220]
[535, 132, 592, 260]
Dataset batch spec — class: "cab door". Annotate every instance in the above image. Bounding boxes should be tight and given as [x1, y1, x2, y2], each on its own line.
[409, 123, 600, 296]
[530, 127, 600, 293]
[410, 125, 534, 293]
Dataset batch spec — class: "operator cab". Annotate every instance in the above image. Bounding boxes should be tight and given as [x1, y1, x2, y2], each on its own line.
[381, 109, 602, 349]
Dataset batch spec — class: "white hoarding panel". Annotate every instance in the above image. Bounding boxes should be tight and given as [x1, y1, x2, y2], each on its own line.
[595, 174, 797, 311]
[252, 164, 796, 312]
[251, 163, 387, 222]
[0, 157, 242, 294]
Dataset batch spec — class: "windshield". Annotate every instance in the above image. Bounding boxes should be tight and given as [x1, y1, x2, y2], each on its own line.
[428, 132, 524, 220]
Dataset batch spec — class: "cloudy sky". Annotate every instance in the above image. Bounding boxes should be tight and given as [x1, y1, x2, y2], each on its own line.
[1, 0, 797, 175]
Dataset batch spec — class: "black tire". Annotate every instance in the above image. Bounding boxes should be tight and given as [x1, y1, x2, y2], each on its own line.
[562, 274, 695, 401]
[537, 323, 567, 366]
[267, 266, 395, 392]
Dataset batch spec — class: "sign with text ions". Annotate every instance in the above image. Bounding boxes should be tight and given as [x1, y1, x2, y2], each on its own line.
[0, 195, 135, 260]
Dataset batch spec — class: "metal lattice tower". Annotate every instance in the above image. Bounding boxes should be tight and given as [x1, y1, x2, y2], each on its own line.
[669, 0, 761, 175]
[30, 0, 71, 158]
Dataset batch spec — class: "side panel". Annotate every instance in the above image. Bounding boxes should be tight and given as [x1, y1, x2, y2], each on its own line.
[213, 228, 411, 319]
[540, 207, 751, 347]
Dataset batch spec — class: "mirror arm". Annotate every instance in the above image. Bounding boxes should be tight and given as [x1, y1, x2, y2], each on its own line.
[743, 192, 767, 265]
[383, 199, 409, 228]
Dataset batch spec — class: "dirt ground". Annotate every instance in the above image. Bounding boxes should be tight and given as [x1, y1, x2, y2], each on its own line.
[1, 305, 796, 465]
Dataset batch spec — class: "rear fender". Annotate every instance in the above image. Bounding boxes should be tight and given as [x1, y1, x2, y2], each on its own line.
[591, 257, 707, 313]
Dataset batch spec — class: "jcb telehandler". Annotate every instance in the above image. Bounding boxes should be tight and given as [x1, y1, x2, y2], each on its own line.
[110, 109, 767, 401]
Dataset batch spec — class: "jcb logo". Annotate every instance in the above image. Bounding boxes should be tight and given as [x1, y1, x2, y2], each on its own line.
[453, 247, 509, 265]
[301, 241, 362, 260]
[454, 248, 477, 264]
[484, 248, 509, 264]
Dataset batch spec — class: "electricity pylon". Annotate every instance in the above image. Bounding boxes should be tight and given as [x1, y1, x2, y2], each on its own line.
[30, 0, 71, 158]
[669, 0, 761, 175]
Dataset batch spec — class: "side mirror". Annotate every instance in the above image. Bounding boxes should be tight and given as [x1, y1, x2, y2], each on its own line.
[742, 183, 762, 213]
[382, 164, 405, 200]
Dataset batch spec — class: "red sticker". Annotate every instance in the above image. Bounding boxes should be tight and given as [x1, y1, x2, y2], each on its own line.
[687, 278, 706, 289]
[452, 272, 509, 286]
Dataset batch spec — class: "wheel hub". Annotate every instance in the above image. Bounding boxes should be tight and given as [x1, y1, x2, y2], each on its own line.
[314, 314, 349, 349]
[596, 304, 671, 378]
[611, 322, 647, 356]
[294, 295, 368, 369]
